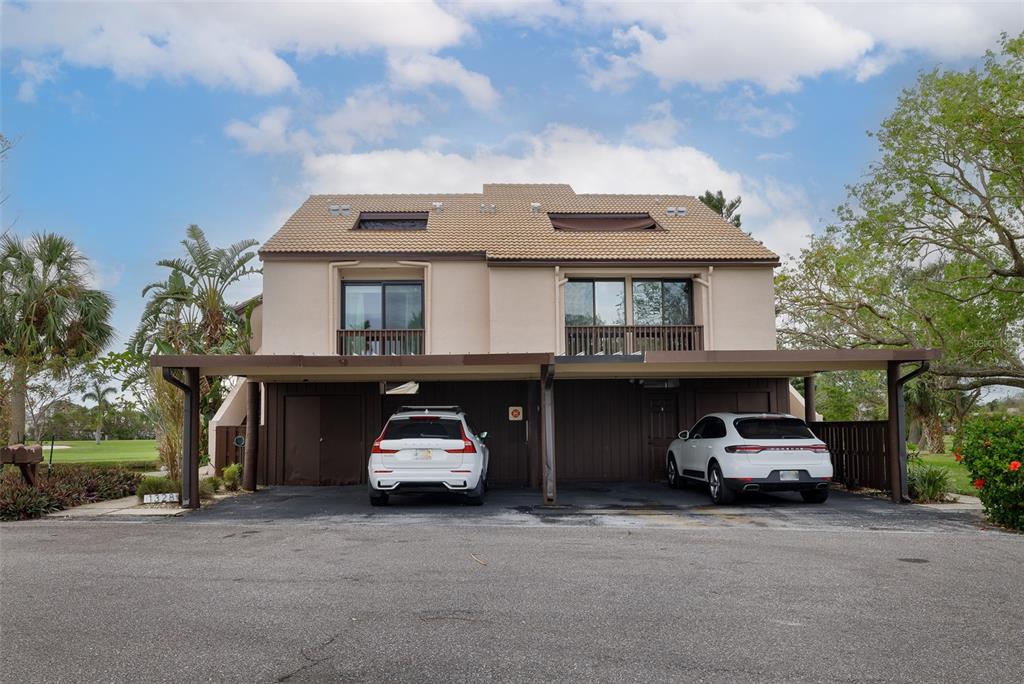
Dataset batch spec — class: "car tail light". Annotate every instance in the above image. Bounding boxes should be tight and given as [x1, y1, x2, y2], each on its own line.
[446, 424, 477, 454]
[450, 469, 472, 473]
[725, 445, 765, 453]
[373, 469, 393, 474]
[809, 444, 830, 453]
[370, 427, 397, 455]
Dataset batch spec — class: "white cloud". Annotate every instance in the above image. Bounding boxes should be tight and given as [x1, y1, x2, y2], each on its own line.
[14, 59, 59, 102]
[387, 53, 500, 111]
[297, 123, 813, 258]
[224, 107, 314, 156]
[579, 1, 1021, 93]
[718, 88, 797, 138]
[626, 100, 682, 146]
[315, 88, 423, 152]
[4, 1, 469, 95]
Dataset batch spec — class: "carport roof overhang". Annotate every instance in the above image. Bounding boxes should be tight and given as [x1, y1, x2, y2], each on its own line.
[151, 348, 941, 381]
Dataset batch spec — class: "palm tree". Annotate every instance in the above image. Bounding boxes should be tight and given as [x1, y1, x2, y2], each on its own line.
[0, 232, 114, 444]
[83, 380, 116, 444]
[131, 224, 259, 354]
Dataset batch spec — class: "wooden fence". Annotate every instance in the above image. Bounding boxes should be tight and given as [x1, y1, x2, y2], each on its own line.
[809, 420, 889, 491]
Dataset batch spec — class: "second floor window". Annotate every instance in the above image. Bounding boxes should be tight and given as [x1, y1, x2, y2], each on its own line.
[565, 279, 625, 326]
[632, 279, 693, 325]
[343, 282, 423, 330]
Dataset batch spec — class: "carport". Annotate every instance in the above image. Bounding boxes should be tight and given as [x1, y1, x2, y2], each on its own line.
[152, 347, 940, 509]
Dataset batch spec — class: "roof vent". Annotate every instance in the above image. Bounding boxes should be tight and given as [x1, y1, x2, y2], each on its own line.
[328, 204, 341, 217]
[677, 206, 687, 217]
[530, 202, 541, 213]
[431, 201, 444, 212]
[480, 203, 497, 214]
[340, 204, 351, 217]
[666, 207, 677, 217]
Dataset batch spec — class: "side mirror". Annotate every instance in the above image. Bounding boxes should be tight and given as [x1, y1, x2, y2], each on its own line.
[678, 430, 689, 440]
[479, 431, 489, 440]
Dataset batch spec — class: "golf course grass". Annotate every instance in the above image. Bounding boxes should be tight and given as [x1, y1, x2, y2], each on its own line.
[36, 440, 160, 470]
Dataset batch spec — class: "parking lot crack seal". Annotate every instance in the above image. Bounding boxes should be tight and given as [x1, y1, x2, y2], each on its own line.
[276, 631, 344, 682]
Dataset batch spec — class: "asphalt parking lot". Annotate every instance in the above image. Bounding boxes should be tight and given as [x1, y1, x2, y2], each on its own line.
[2, 484, 1021, 683]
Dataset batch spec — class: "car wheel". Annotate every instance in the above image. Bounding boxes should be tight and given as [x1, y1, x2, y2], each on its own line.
[708, 464, 736, 505]
[465, 477, 485, 506]
[800, 489, 829, 504]
[667, 458, 685, 489]
[369, 488, 389, 507]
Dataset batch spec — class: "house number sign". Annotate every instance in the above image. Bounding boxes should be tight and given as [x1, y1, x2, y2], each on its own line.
[508, 406, 523, 421]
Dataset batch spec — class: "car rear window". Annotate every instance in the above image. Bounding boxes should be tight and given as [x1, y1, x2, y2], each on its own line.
[733, 417, 815, 439]
[382, 417, 462, 440]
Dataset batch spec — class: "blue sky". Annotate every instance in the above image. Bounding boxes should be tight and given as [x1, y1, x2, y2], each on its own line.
[2, 1, 1022, 346]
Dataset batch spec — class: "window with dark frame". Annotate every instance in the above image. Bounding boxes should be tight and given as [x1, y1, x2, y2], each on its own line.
[342, 282, 424, 330]
[354, 212, 428, 231]
[632, 279, 694, 325]
[564, 279, 625, 326]
[549, 213, 659, 231]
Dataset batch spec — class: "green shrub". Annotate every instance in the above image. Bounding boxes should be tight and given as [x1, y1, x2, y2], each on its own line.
[956, 415, 1024, 530]
[222, 463, 242, 491]
[206, 476, 223, 493]
[198, 477, 216, 500]
[1, 465, 142, 520]
[136, 476, 181, 502]
[907, 462, 952, 503]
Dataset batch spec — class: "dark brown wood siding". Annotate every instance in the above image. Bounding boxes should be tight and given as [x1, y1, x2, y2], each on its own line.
[382, 381, 534, 486]
[555, 378, 791, 482]
[261, 382, 381, 486]
[260, 377, 791, 486]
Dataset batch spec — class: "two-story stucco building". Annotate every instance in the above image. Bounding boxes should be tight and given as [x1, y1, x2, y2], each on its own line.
[155, 183, 938, 507]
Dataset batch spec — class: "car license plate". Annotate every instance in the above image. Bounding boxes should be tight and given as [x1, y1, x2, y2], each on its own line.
[415, 449, 432, 460]
[779, 470, 800, 481]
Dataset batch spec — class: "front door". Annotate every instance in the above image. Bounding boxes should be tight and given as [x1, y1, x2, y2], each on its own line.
[284, 394, 367, 485]
[643, 390, 679, 480]
[319, 395, 365, 485]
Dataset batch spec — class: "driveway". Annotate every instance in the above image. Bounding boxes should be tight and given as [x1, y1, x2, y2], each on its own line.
[2, 485, 1020, 683]
[182, 482, 989, 534]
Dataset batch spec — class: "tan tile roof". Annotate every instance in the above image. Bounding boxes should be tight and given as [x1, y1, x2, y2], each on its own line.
[260, 184, 779, 262]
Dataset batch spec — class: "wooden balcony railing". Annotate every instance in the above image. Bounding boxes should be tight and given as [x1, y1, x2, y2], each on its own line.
[337, 329, 425, 356]
[564, 324, 704, 355]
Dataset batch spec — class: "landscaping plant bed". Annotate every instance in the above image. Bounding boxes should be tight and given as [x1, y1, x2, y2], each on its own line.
[0, 464, 142, 521]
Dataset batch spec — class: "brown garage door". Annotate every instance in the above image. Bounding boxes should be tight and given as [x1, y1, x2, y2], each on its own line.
[283, 394, 366, 485]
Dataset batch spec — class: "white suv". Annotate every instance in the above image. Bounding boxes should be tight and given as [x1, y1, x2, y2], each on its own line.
[367, 406, 489, 506]
[666, 412, 833, 505]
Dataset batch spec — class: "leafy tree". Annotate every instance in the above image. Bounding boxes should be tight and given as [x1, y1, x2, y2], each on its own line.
[82, 376, 117, 444]
[130, 225, 260, 469]
[778, 33, 1024, 393]
[699, 190, 742, 227]
[0, 233, 114, 444]
[131, 224, 259, 355]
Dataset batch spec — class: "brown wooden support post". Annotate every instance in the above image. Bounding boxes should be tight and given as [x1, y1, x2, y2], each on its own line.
[803, 375, 816, 423]
[183, 367, 201, 509]
[540, 364, 557, 505]
[886, 362, 902, 504]
[243, 380, 260, 492]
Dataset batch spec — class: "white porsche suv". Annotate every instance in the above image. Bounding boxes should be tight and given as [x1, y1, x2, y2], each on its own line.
[367, 406, 489, 506]
[666, 412, 833, 505]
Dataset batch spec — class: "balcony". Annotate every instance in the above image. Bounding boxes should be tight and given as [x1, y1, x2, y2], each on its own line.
[337, 329, 425, 356]
[564, 324, 704, 356]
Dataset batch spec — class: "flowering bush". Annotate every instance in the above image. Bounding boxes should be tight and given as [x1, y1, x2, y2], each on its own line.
[956, 416, 1024, 531]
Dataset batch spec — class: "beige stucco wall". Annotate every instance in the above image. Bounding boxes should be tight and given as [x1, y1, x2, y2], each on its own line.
[709, 266, 777, 350]
[261, 260, 331, 354]
[431, 261, 490, 354]
[488, 267, 557, 353]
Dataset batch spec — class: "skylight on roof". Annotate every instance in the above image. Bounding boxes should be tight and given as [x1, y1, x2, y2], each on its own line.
[548, 213, 659, 232]
[355, 212, 428, 231]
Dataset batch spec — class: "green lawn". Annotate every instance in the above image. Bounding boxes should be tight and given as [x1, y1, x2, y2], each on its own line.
[913, 436, 974, 497]
[36, 440, 159, 469]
